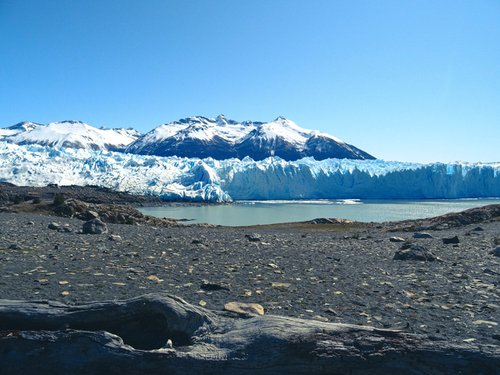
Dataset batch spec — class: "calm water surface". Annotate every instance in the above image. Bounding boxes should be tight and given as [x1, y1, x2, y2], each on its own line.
[139, 199, 499, 226]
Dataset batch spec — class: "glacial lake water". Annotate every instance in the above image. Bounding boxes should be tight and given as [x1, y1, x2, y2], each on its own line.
[139, 198, 499, 226]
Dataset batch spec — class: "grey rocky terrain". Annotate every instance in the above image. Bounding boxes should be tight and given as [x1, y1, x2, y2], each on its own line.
[0, 192, 498, 347]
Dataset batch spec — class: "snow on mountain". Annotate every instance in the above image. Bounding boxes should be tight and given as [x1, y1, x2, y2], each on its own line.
[126, 115, 374, 161]
[0, 121, 41, 137]
[2, 121, 140, 151]
[0, 142, 498, 202]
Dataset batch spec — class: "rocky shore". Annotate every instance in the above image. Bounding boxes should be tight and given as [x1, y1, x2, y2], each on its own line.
[0, 184, 498, 347]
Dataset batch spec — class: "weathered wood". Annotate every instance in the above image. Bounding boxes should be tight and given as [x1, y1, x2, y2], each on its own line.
[0, 293, 498, 374]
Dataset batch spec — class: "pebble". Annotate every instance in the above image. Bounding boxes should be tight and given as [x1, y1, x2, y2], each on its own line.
[48, 222, 60, 230]
[389, 236, 406, 243]
[271, 282, 290, 289]
[146, 275, 163, 283]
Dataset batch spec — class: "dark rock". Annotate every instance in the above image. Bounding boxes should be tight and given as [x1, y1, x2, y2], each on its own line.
[200, 281, 230, 292]
[84, 210, 100, 220]
[8, 244, 19, 250]
[442, 236, 460, 245]
[472, 226, 484, 232]
[82, 218, 108, 234]
[490, 246, 500, 257]
[191, 239, 206, 245]
[394, 244, 438, 261]
[53, 203, 75, 217]
[245, 233, 261, 242]
[48, 222, 60, 230]
[483, 268, 499, 275]
[413, 232, 433, 239]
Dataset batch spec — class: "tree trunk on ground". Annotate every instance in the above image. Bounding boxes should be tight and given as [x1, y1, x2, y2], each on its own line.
[0, 293, 498, 374]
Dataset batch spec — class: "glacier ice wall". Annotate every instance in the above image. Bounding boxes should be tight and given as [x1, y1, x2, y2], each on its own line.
[0, 142, 498, 202]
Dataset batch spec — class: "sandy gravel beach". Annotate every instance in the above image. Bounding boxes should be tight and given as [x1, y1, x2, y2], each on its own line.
[0, 188, 499, 347]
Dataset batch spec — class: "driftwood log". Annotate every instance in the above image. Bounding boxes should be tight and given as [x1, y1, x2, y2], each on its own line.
[0, 293, 498, 374]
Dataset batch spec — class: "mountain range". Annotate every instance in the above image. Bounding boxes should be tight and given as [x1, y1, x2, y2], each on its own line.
[0, 116, 375, 161]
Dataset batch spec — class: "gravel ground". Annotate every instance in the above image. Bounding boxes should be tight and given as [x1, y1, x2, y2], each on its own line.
[0, 211, 499, 346]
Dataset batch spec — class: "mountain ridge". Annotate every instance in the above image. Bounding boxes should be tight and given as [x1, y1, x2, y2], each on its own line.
[0, 116, 375, 160]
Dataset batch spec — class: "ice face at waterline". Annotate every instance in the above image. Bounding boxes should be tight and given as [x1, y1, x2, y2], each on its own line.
[0, 142, 498, 202]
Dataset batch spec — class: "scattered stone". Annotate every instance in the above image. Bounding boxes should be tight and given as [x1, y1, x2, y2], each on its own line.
[8, 243, 19, 250]
[146, 275, 163, 283]
[393, 244, 438, 261]
[472, 226, 484, 232]
[389, 236, 406, 243]
[199, 300, 207, 307]
[191, 239, 206, 245]
[26, 221, 35, 226]
[82, 218, 108, 234]
[472, 320, 497, 326]
[58, 281, 69, 285]
[60, 291, 70, 296]
[224, 301, 264, 316]
[48, 222, 60, 230]
[200, 281, 230, 292]
[271, 282, 290, 289]
[442, 236, 460, 245]
[108, 234, 122, 241]
[165, 339, 173, 349]
[413, 232, 433, 239]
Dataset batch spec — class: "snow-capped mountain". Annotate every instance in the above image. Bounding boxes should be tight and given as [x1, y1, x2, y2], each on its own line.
[1, 121, 140, 151]
[0, 121, 41, 137]
[0, 142, 498, 202]
[126, 115, 375, 161]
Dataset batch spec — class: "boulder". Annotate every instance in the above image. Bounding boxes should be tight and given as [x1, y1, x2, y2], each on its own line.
[490, 246, 500, 257]
[394, 244, 438, 261]
[82, 218, 108, 234]
[442, 236, 460, 245]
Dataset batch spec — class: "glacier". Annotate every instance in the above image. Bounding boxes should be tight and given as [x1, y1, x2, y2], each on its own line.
[0, 142, 498, 202]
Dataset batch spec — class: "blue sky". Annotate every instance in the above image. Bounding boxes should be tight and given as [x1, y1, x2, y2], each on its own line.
[1, 0, 499, 163]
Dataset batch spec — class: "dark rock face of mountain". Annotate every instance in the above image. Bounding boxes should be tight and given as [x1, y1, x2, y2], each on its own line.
[304, 135, 374, 160]
[126, 116, 375, 161]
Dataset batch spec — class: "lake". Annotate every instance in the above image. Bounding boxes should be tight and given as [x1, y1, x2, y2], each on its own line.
[138, 198, 499, 226]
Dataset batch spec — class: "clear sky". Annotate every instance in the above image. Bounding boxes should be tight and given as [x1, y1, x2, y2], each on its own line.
[1, 0, 499, 163]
